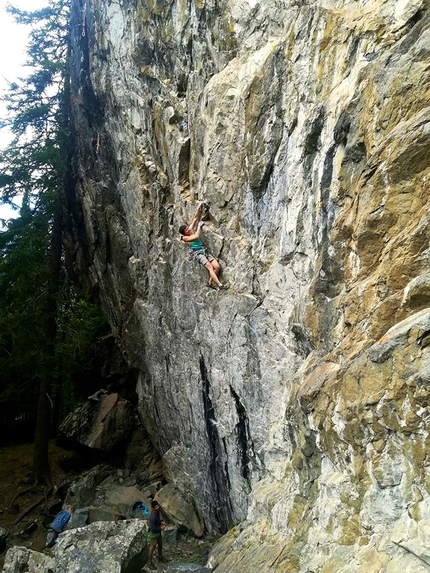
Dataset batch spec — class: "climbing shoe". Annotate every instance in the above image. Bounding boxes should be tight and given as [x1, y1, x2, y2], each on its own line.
[219, 284, 229, 291]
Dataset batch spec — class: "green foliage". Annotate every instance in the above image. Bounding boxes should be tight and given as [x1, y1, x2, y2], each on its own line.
[0, 207, 52, 425]
[0, 1, 110, 440]
[0, 205, 109, 431]
[56, 288, 110, 411]
[1, 0, 69, 205]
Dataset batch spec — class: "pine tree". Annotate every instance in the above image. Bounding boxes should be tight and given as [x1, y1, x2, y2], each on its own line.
[0, 0, 108, 484]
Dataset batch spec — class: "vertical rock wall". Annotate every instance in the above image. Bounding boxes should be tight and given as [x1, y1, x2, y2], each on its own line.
[68, 0, 430, 570]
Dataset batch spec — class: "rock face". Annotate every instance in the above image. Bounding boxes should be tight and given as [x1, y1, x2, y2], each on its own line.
[155, 483, 204, 538]
[67, 0, 430, 570]
[59, 390, 134, 451]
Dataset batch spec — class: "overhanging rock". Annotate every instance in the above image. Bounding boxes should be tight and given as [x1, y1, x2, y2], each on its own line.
[59, 391, 134, 451]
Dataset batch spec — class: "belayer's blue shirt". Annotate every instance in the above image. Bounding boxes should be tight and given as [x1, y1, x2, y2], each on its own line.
[149, 510, 162, 533]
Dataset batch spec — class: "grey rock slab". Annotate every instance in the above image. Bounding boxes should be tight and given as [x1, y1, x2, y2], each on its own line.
[156, 485, 204, 538]
[59, 391, 134, 451]
[87, 507, 125, 523]
[66, 508, 89, 530]
[2, 546, 55, 573]
[55, 519, 147, 573]
[105, 485, 151, 510]
[64, 464, 113, 510]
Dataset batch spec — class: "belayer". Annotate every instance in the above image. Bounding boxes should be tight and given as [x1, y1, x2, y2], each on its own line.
[147, 500, 166, 569]
[179, 202, 228, 290]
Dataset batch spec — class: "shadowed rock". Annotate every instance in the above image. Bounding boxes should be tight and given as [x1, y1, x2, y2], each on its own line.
[59, 391, 134, 452]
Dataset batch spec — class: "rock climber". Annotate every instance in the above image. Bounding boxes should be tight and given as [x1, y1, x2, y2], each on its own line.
[179, 202, 228, 290]
[147, 500, 166, 569]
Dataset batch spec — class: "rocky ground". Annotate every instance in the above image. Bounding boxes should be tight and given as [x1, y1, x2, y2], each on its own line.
[0, 441, 216, 572]
[0, 440, 85, 567]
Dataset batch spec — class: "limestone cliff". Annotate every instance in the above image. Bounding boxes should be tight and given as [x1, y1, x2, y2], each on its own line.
[68, 0, 430, 570]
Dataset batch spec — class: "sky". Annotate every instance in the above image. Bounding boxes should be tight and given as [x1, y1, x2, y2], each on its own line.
[0, 0, 49, 224]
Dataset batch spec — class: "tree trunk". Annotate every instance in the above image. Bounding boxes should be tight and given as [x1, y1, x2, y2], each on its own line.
[32, 377, 52, 483]
[32, 188, 63, 483]
[51, 369, 63, 437]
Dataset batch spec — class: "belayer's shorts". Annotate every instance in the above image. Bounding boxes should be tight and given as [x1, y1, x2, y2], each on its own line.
[148, 531, 161, 544]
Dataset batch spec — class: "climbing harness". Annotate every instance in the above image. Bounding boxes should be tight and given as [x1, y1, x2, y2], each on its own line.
[82, 3, 87, 37]
[189, 247, 205, 262]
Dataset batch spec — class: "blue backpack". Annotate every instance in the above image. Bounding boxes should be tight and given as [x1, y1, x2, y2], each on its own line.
[131, 501, 149, 517]
[49, 509, 71, 533]
[46, 509, 71, 548]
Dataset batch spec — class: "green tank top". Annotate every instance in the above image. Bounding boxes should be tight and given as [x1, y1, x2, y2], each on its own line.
[189, 238, 205, 252]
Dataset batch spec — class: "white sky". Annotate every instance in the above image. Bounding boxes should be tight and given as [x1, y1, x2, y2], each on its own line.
[0, 0, 49, 224]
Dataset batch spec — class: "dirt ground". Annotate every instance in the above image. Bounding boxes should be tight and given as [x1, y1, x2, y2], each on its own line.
[0, 440, 86, 568]
[0, 441, 216, 570]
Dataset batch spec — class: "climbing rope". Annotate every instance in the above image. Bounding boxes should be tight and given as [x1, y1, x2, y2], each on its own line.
[82, 3, 87, 37]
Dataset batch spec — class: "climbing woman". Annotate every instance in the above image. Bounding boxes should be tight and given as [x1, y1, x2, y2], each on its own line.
[179, 202, 229, 290]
